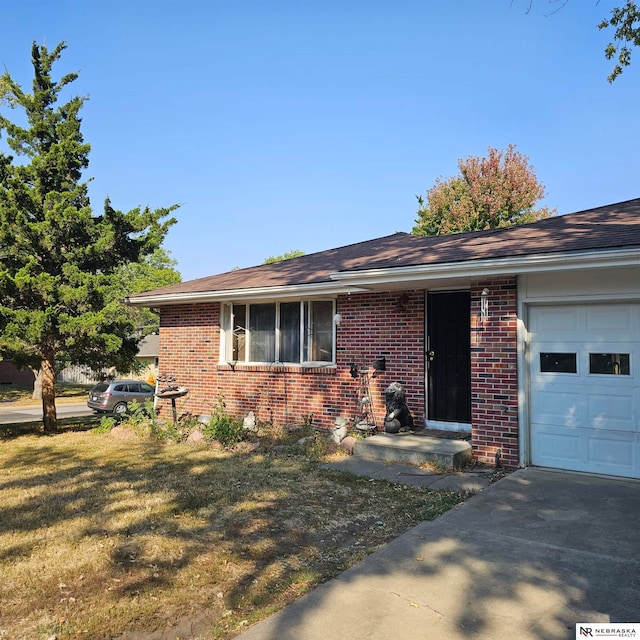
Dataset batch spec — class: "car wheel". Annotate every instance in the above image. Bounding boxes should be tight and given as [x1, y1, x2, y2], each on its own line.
[113, 402, 128, 415]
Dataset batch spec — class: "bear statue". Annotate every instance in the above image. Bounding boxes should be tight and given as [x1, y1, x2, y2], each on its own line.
[383, 382, 414, 434]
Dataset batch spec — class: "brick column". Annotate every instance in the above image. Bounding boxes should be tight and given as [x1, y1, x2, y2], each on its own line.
[470, 278, 519, 467]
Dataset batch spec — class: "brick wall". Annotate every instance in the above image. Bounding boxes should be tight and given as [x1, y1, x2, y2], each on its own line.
[470, 278, 519, 467]
[157, 291, 425, 430]
[157, 285, 519, 468]
[337, 290, 425, 427]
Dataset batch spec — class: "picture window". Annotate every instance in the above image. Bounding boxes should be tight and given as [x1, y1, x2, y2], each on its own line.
[222, 300, 334, 364]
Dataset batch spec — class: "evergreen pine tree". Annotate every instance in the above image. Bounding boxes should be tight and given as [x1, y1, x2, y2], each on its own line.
[0, 42, 177, 431]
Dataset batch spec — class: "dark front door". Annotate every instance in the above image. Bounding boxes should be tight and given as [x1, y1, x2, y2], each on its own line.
[427, 291, 471, 424]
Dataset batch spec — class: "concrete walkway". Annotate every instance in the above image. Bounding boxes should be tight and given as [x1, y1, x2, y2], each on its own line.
[322, 456, 493, 493]
[237, 468, 640, 640]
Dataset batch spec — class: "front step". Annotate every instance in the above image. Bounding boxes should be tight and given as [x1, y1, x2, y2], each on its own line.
[353, 432, 472, 469]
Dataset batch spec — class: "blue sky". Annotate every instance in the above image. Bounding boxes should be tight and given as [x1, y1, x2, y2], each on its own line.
[1, 0, 638, 282]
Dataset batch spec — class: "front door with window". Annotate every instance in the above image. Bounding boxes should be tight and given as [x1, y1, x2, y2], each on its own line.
[427, 291, 471, 424]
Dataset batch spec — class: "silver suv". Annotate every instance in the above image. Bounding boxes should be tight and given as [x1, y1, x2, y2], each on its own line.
[87, 379, 155, 414]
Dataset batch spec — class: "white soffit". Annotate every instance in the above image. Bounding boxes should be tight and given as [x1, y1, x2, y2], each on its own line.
[328, 247, 640, 288]
[126, 283, 370, 306]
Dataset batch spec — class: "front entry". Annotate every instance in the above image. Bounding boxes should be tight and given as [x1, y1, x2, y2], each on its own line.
[427, 291, 471, 425]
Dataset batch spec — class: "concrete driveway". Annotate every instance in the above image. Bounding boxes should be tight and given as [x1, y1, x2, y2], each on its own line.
[237, 468, 640, 640]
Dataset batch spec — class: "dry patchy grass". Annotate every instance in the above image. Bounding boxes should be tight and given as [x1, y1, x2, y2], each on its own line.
[0, 425, 464, 640]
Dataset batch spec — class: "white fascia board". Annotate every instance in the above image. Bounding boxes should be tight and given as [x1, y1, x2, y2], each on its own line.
[328, 247, 640, 287]
[126, 282, 368, 307]
[127, 247, 640, 307]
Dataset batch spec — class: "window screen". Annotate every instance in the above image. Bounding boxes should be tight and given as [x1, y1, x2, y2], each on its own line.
[280, 302, 301, 362]
[249, 303, 276, 362]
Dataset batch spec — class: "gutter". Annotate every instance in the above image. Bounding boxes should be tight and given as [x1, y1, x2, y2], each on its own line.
[328, 247, 640, 288]
[127, 246, 640, 307]
[126, 282, 370, 307]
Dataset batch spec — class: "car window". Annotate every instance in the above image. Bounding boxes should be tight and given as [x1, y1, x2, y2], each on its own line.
[114, 384, 126, 392]
[141, 383, 154, 393]
[129, 383, 140, 393]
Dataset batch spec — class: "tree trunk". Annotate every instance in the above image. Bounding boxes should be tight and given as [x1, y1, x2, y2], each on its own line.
[32, 368, 43, 400]
[41, 352, 57, 433]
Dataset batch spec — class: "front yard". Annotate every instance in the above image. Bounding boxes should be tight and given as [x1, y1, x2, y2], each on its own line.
[0, 421, 464, 640]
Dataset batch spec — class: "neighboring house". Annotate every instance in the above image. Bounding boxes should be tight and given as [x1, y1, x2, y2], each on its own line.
[135, 333, 159, 382]
[129, 199, 640, 479]
[56, 335, 159, 384]
[0, 360, 35, 386]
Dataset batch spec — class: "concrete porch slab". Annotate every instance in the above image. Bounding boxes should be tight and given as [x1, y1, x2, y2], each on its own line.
[353, 432, 473, 469]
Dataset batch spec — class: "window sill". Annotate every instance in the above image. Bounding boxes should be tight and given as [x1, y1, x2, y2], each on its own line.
[217, 363, 336, 375]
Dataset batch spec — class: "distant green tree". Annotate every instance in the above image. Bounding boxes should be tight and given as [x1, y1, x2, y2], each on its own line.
[526, 1, 639, 82]
[263, 249, 305, 264]
[599, 1, 640, 82]
[412, 145, 554, 237]
[0, 42, 177, 431]
[113, 247, 181, 335]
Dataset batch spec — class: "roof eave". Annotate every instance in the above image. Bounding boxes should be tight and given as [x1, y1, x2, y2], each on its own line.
[126, 282, 370, 307]
[128, 246, 640, 307]
[328, 247, 640, 288]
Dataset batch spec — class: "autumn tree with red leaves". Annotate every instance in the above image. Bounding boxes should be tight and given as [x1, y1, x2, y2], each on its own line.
[412, 145, 555, 237]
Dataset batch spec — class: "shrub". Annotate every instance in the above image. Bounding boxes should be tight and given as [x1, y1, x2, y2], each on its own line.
[202, 395, 247, 448]
[93, 400, 188, 443]
[94, 415, 117, 434]
[130, 400, 200, 442]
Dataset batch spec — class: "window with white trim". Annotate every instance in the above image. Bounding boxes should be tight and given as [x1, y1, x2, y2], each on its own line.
[221, 300, 335, 364]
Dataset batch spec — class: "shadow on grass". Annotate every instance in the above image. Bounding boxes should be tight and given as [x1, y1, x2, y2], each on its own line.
[0, 414, 102, 439]
[1, 427, 458, 640]
[11, 428, 635, 640]
[4, 431, 639, 640]
[227, 470, 640, 640]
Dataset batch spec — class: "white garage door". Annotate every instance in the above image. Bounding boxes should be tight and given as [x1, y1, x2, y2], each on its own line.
[529, 304, 640, 478]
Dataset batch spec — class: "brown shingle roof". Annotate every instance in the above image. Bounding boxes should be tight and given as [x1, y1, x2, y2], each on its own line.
[131, 198, 640, 299]
[137, 334, 159, 357]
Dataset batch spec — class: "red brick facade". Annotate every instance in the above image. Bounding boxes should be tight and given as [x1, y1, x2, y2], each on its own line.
[470, 278, 519, 467]
[157, 290, 425, 430]
[158, 282, 520, 467]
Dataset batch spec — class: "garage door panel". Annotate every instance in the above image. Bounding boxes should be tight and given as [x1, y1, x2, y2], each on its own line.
[529, 307, 580, 336]
[587, 392, 636, 431]
[528, 304, 639, 479]
[530, 386, 582, 426]
[585, 305, 635, 335]
[532, 426, 637, 477]
[587, 430, 635, 468]
[531, 426, 581, 463]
